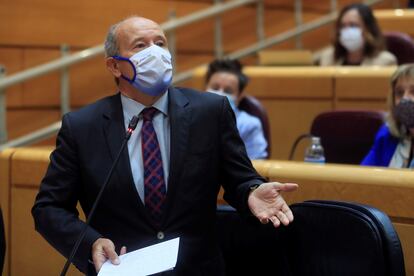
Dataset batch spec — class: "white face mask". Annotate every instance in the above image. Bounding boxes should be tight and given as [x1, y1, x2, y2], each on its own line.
[207, 89, 237, 111]
[339, 27, 364, 52]
[113, 45, 173, 96]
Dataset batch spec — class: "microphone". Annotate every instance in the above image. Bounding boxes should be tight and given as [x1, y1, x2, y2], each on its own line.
[60, 115, 139, 276]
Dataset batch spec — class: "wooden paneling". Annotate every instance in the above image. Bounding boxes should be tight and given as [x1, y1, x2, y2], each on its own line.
[394, 223, 414, 276]
[7, 109, 61, 139]
[258, 50, 314, 66]
[11, 148, 53, 187]
[22, 49, 61, 107]
[373, 0, 405, 9]
[188, 66, 334, 98]
[376, 9, 414, 37]
[0, 148, 17, 276]
[0, 48, 24, 107]
[10, 147, 82, 275]
[301, 23, 335, 51]
[0, 0, 209, 47]
[0, 1, 400, 54]
[11, 187, 82, 276]
[263, 0, 401, 10]
[69, 55, 116, 107]
[0, 0, 331, 52]
[334, 67, 396, 100]
[245, 67, 334, 98]
[262, 100, 332, 160]
[175, 53, 214, 72]
[335, 100, 387, 111]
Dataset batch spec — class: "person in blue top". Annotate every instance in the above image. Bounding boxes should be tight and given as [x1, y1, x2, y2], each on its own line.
[205, 59, 268, 159]
[362, 64, 414, 168]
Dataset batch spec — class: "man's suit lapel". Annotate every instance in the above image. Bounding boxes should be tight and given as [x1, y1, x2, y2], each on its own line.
[101, 90, 191, 228]
[162, 88, 191, 224]
[101, 94, 148, 213]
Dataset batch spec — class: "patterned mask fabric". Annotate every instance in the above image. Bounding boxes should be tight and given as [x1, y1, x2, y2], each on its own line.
[393, 98, 414, 129]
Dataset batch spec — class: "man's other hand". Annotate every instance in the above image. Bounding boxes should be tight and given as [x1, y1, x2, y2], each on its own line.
[248, 182, 298, 228]
[92, 238, 127, 272]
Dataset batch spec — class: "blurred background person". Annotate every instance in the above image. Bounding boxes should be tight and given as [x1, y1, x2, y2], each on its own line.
[205, 59, 268, 159]
[362, 64, 414, 167]
[319, 3, 397, 66]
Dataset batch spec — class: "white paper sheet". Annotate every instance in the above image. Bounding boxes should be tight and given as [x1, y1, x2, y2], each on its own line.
[98, 237, 180, 276]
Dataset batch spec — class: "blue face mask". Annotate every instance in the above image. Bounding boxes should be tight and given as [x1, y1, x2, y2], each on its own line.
[113, 45, 173, 97]
[207, 89, 237, 111]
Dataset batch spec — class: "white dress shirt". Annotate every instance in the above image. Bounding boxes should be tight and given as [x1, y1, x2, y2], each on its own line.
[120, 92, 170, 203]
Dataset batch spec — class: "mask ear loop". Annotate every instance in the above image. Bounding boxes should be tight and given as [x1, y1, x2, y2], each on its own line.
[112, 55, 137, 83]
[113, 52, 173, 96]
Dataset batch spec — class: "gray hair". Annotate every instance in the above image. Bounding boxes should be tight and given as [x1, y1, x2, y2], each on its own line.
[104, 23, 120, 57]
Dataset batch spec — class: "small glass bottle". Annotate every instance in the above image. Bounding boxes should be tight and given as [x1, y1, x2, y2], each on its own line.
[304, 136, 325, 163]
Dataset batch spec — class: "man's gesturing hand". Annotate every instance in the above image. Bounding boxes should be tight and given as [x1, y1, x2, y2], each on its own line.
[92, 238, 127, 272]
[248, 182, 298, 228]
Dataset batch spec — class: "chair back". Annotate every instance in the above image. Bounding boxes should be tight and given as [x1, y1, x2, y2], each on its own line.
[238, 95, 271, 157]
[216, 205, 288, 276]
[216, 200, 406, 276]
[384, 31, 414, 65]
[310, 110, 384, 164]
[285, 200, 405, 276]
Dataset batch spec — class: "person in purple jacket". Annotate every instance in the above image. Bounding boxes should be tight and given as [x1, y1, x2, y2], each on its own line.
[362, 64, 414, 168]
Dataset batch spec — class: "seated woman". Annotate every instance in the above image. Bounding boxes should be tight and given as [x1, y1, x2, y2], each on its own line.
[205, 59, 268, 159]
[319, 3, 397, 66]
[362, 64, 414, 168]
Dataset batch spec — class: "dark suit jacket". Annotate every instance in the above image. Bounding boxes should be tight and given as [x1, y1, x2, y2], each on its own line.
[32, 87, 264, 275]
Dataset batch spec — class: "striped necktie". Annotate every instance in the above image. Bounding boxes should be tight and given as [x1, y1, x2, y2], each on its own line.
[141, 107, 166, 224]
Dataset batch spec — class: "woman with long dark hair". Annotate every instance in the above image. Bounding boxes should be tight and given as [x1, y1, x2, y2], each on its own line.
[319, 3, 396, 66]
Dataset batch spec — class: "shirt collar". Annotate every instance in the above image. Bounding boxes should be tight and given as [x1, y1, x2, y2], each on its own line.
[389, 137, 412, 168]
[120, 90, 169, 121]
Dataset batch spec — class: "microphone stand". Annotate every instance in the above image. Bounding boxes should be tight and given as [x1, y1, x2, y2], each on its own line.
[60, 115, 139, 276]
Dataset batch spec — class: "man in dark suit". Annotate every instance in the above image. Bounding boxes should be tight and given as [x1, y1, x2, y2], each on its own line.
[32, 16, 298, 275]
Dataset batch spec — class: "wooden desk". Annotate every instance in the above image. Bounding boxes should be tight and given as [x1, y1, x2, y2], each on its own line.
[376, 9, 414, 38]
[334, 66, 395, 110]
[0, 148, 17, 276]
[9, 147, 82, 276]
